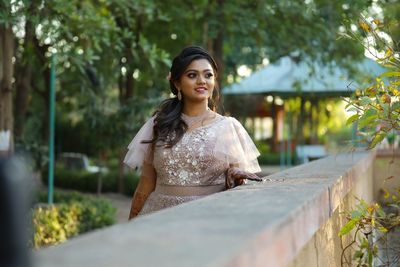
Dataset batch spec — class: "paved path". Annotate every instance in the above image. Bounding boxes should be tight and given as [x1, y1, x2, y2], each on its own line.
[99, 193, 131, 224]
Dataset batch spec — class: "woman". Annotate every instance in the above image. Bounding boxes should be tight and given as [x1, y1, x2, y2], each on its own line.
[124, 46, 261, 219]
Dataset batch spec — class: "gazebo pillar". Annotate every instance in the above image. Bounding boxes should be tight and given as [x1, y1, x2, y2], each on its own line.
[271, 97, 278, 152]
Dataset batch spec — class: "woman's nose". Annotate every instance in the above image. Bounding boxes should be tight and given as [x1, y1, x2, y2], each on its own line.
[197, 75, 206, 84]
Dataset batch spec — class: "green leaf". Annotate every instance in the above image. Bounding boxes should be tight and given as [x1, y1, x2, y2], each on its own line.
[368, 250, 373, 265]
[339, 218, 359, 236]
[378, 226, 388, 233]
[358, 114, 378, 128]
[376, 207, 386, 217]
[346, 114, 360, 125]
[392, 101, 400, 111]
[364, 109, 378, 116]
[351, 209, 363, 219]
[353, 250, 364, 259]
[368, 133, 386, 149]
[347, 107, 359, 113]
[360, 97, 372, 106]
[379, 71, 400, 78]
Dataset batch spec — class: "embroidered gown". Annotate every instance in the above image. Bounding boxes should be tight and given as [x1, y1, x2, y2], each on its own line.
[123, 112, 261, 215]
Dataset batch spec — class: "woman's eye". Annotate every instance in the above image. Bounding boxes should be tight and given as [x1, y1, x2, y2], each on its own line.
[206, 73, 214, 78]
[188, 73, 197, 78]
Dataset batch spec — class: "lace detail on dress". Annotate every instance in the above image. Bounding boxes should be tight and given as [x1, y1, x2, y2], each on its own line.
[153, 116, 226, 186]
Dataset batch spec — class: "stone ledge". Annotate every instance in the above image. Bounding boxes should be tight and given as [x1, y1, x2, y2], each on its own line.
[376, 148, 400, 157]
[35, 151, 374, 267]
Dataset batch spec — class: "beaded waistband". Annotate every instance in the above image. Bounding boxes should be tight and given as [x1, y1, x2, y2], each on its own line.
[155, 184, 226, 196]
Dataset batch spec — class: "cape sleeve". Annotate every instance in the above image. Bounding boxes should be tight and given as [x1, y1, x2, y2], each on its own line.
[123, 116, 155, 170]
[214, 117, 261, 173]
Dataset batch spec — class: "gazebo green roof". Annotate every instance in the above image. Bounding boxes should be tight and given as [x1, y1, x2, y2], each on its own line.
[223, 57, 385, 97]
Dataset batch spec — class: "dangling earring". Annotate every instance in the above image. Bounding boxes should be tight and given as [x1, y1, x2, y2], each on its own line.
[177, 90, 182, 101]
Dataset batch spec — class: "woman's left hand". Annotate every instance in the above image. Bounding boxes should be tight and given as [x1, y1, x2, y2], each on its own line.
[225, 167, 262, 189]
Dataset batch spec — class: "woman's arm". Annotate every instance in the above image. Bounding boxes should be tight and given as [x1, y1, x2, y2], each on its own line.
[128, 162, 156, 220]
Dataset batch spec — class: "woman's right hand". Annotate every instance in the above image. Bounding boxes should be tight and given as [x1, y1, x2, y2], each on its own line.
[225, 167, 262, 189]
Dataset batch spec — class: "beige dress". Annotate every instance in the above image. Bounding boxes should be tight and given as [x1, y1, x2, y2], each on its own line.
[124, 111, 260, 215]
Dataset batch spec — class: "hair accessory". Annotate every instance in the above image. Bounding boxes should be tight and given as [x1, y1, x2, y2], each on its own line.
[177, 90, 182, 101]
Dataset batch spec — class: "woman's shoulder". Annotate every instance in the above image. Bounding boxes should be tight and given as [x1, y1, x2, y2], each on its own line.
[205, 114, 245, 134]
[217, 114, 242, 126]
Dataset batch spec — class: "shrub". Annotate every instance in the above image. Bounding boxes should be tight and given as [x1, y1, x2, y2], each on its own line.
[42, 167, 140, 195]
[258, 152, 296, 165]
[122, 172, 140, 196]
[254, 140, 271, 154]
[33, 191, 116, 248]
[42, 167, 116, 192]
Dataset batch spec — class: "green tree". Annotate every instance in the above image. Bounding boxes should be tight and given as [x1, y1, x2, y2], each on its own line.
[0, 0, 19, 155]
[5, 0, 377, 164]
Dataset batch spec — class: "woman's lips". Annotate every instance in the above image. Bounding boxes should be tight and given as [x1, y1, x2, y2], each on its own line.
[195, 87, 207, 93]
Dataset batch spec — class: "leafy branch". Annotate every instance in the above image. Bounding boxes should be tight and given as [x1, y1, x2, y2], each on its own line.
[339, 16, 400, 267]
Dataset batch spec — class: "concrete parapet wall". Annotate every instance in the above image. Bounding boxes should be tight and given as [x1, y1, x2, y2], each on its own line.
[373, 149, 400, 203]
[288, 152, 375, 267]
[35, 151, 377, 267]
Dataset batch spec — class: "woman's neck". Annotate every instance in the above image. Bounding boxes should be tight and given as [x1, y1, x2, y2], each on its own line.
[182, 101, 209, 116]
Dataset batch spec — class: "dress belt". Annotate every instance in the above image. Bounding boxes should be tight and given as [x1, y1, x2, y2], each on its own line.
[155, 184, 226, 196]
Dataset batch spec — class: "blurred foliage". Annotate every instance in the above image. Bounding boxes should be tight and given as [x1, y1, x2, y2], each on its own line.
[41, 165, 140, 195]
[343, 17, 399, 149]
[32, 190, 116, 248]
[258, 152, 296, 165]
[254, 140, 271, 154]
[339, 13, 400, 267]
[122, 171, 141, 196]
[1, 0, 377, 167]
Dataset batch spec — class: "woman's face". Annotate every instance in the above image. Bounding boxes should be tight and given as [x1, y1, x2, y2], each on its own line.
[175, 59, 216, 103]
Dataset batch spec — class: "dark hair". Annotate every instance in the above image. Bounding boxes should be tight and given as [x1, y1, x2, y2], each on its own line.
[145, 46, 219, 148]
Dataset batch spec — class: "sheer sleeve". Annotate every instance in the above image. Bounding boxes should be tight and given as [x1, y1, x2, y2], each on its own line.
[214, 117, 261, 173]
[123, 116, 155, 170]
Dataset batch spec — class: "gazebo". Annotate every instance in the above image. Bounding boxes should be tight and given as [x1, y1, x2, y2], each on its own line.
[222, 56, 385, 165]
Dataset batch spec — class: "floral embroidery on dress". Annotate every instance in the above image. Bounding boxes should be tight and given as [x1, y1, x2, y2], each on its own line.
[153, 117, 227, 186]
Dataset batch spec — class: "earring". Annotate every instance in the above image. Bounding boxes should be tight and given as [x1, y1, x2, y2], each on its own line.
[177, 90, 182, 101]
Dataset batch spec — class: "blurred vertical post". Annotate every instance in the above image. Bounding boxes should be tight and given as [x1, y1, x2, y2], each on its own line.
[352, 121, 358, 147]
[287, 111, 292, 167]
[0, 157, 33, 267]
[280, 112, 285, 170]
[47, 54, 56, 204]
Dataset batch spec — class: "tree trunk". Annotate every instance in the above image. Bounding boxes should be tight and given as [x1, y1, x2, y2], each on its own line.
[204, 0, 224, 90]
[42, 66, 51, 143]
[117, 16, 141, 192]
[118, 60, 124, 104]
[15, 4, 35, 138]
[125, 61, 134, 100]
[32, 36, 50, 143]
[212, 0, 225, 89]
[0, 25, 15, 155]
